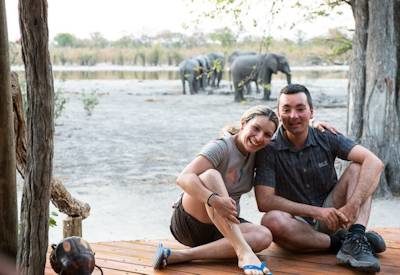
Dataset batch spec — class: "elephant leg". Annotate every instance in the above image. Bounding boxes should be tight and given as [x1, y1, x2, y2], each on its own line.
[202, 74, 207, 90]
[255, 81, 260, 94]
[182, 78, 186, 94]
[262, 74, 272, 100]
[234, 82, 245, 102]
[211, 71, 216, 87]
[262, 82, 272, 100]
[245, 82, 252, 94]
[217, 72, 222, 88]
[193, 79, 199, 94]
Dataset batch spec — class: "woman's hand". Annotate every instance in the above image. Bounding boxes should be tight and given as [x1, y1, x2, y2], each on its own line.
[312, 120, 340, 135]
[210, 195, 239, 224]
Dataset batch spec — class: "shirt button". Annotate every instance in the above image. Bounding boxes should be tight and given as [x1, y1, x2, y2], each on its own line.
[303, 168, 307, 172]
[306, 184, 310, 188]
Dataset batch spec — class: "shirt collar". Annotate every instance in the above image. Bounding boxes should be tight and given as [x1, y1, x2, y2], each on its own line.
[274, 126, 317, 151]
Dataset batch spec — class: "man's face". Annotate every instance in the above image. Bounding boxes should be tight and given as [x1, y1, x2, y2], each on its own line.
[278, 92, 313, 135]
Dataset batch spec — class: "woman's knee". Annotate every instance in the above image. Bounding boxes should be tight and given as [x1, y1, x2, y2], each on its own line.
[199, 169, 223, 188]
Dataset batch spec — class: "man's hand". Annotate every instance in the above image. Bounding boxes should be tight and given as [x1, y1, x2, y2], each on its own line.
[316, 207, 349, 231]
[210, 195, 239, 224]
[338, 203, 360, 228]
[313, 120, 340, 135]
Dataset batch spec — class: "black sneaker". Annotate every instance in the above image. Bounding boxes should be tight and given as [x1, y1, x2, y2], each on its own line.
[366, 231, 386, 254]
[336, 233, 380, 272]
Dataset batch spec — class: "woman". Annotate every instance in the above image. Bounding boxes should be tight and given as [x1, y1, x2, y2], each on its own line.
[154, 105, 279, 275]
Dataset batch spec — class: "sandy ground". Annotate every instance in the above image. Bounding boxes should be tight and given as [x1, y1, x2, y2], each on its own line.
[15, 77, 398, 243]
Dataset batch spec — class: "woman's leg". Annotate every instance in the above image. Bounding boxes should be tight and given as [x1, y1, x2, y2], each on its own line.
[168, 169, 272, 273]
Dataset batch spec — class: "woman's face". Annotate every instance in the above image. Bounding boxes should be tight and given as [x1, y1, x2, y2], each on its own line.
[238, 115, 277, 153]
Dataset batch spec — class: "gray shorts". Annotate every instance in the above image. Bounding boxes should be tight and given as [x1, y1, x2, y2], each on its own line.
[170, 195, 248, 247]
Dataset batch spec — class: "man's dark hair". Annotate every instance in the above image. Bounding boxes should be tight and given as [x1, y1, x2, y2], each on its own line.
[279, 84, 313, 109]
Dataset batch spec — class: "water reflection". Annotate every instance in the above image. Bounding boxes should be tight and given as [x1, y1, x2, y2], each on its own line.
[52, 68, 347, 81]
[54, 70, 180, 80]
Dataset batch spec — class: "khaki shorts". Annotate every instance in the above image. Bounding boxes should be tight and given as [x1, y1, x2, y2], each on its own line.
[170, 195, 248, 247]
[296, 191, 334, 234]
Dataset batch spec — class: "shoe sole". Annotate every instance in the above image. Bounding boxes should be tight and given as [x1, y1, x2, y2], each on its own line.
[336, 250, 380, 272]
[366, 231, 386, 253]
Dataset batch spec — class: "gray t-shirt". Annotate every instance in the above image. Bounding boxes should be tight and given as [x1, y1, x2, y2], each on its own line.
[199, 135, 255, 214]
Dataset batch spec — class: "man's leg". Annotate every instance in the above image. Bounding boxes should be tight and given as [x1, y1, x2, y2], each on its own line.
[329, 163, 371, 226]
[331, 163, 381, 272]
[261, 210, 331, 252]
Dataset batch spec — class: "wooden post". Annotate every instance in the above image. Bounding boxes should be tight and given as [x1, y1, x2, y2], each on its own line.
[0, 0, 18, 259]
[63, 216, 82, 238]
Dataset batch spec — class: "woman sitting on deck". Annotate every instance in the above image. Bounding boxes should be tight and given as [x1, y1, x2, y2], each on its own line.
[153, 105, 277, 275]
[153, 105, 335, 274]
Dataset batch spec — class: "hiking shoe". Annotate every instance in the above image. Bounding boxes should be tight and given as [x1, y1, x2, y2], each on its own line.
[336, 233, 380, 272]
[366, 231, 386, 254]
[332, 229, 386, 254]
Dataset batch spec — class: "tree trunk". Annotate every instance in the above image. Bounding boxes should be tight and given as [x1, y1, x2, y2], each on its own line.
[348, 0, 400, 196]
[347, 0, 368, 140]
[17, 0, 55, 274]
[0, 0, 18, 259]
[11, 72, 91, 219]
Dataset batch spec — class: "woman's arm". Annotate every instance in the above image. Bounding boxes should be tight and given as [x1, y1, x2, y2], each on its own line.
[176, 155, 217, 206]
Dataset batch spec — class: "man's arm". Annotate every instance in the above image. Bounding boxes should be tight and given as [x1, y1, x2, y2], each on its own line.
[255, 185, 347, 230]
[339, 145, 384, 224]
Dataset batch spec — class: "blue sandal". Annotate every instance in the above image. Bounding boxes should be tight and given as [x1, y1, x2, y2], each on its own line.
[153, 243, 171, 269]
[242, 261, 272, 275]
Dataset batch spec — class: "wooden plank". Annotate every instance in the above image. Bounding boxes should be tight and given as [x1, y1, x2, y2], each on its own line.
[45, 228, 400, 275]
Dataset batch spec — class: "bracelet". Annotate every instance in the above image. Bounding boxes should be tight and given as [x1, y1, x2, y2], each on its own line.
[206, 192, 219, 207]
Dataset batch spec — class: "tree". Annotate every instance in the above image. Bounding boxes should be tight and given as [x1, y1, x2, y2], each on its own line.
[53, 32, 77, 47]
[208, 27, 237, 48]
[347, 0, 400, 196]
[17, 0, 55, 273]
[89, 32, 109, 48]
[0, 0, 18, 260]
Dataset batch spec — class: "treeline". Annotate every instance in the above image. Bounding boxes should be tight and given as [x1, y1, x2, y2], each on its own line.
[9, 28, 352, 66]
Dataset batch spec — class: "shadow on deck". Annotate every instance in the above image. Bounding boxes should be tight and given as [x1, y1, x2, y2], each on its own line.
[45, 227, 400, 274]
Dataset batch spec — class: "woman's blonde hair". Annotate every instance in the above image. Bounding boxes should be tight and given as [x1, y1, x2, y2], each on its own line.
[221, 105, 279, 136]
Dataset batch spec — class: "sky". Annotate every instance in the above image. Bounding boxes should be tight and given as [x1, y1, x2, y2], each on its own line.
[5, 0, 355, 42]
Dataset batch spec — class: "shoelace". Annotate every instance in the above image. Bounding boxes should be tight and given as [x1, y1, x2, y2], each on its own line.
[348, 234, 373, 254]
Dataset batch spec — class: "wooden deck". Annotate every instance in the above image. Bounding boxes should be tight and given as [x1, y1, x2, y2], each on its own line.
[45, 227, 400, 274]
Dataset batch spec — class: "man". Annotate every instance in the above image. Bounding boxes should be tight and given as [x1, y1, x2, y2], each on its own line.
[254, 84, 385, 272]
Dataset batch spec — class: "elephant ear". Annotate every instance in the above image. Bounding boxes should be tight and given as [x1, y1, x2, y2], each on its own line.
[266, 54, 278, 73]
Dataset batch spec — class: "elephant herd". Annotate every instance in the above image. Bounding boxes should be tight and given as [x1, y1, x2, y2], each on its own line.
[179, 50, 292, 102]
[179, 52, 225, 95]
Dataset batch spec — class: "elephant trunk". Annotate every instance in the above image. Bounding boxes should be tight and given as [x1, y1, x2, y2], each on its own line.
[286, 73, 291, 84]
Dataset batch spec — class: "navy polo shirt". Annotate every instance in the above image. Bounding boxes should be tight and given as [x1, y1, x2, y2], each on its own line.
[255, 126, 356, 208]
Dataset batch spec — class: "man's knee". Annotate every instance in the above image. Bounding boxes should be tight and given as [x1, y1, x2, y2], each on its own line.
[247, 225, 272, 252]
[261, 210, 292, 236]
[347, 163, 361, 177]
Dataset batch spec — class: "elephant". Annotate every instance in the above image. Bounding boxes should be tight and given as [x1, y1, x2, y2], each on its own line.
[206, 52, 225, 88]
[228, 50, 259, 94]
[179, 58, 203, 94]
[194, 55, 211, 91]
[230, 53, 291, 102]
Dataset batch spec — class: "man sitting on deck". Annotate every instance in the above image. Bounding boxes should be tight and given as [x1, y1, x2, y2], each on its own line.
[254, 84, 386, 273]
